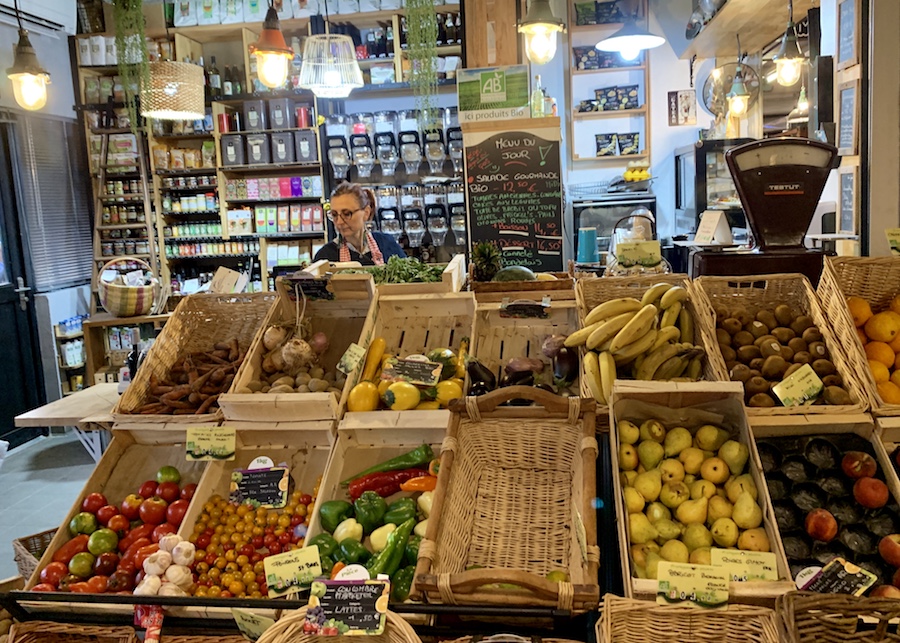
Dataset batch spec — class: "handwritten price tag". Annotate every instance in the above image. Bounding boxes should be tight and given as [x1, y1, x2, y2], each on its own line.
[186, 426, 236, 461]
[338, 342, 367, 375]
[263, 545, 322, 599]
[886, 229, 900, 256]
[232, 609, 275, 642]
[616, 240, 662, 268]
[657, 562, 728, 609]
[306, 580, 390, 636]
[710, 549, 779, 582]
[772, 363, 823, 407]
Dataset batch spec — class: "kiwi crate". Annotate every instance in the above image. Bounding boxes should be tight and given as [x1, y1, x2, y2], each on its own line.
[817, 256, 900, 416]
[218, 276, 376, 422]
[609, 381, 793, 603]
[337, 292, 476, 430]
[113, 293, 275, 424]
[693, 273, 868, 416]
[751, 414, 900, 593]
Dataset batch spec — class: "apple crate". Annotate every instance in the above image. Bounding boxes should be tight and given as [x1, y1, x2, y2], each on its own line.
[308, 254, 467, 296]
[218, 276, 376, 422]
[817, 257, 900, 416]
[338, 292, 476, 431]
[609, 381, 793, 603]
[692, 273, 868, 416]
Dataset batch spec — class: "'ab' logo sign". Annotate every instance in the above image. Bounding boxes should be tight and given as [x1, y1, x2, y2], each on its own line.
[480, 71, 507, 103]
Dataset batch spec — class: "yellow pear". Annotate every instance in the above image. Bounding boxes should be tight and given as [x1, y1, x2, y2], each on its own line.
[675, 497, 708, 525]
[690, 547, 712, 565]
[690, 479, 716, 500]
[624, 487, 646, 513]
[683, 474, 696, 485]
[726, 473, 758, 504]
[633, 469, 662, 503]
[718, 440, 750, 476]
[629, 512, 659, 544]
[645, 552, 662, 579]
[631, 542, 659, 568]
[660, 539, 690, 564]
[633, 565, 647, 579]
[664, 427, 693, 457]
[621, 470, 638, 487]
[645, 502, 671, 523]
[682, 523, 714, 552]
[618, 420, 641, 445]
[695, 424, 729, 451]
[707, 495, 734, 524]
[654, 518, 683, 543]
[733, 491, 763, 529]
[638, 440, 665, 470]
[659, 481, 690, 509]
[679, 447, 706, 475]
[619, 444, 639, 471]
[660, 458, 686, 483]
[700, 457, 730, 484]
[710, 517, 739, 547]
[738, 528, 770, 552]
[640, 419, 667, 443]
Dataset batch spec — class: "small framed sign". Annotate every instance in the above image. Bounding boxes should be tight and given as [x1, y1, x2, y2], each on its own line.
[836, 0, 859, 70]
[838, 166, 859, 234]
[837, 80, 858, 156]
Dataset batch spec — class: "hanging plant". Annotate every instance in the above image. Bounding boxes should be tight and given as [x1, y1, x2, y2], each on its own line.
[405, 0, 439, 130]
[112, 0, 150, 135]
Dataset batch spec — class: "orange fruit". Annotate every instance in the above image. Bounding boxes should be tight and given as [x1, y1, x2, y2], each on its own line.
[865, 341, 896, 367]
[889, 333, 900, 353]
[869, 360, 891, 384]
[877, 381, 900, 404]
[856, 327, 869, 346]
[896, 352, 900, 371]
[891, 294, 900, 316]
[848, 296, 873, 327]
[865, 311, 900, 343]
[892, 370, 900, 389]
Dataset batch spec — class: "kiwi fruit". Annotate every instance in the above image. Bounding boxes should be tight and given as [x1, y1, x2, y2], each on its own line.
[748, 321, 770, 339]
[748, 393, 776, 408]
[762, 355, 789, 380]
[749, 369, 762, 379]
[746, 376, 771, 396]
[790, 315, 815, 335]
[784, 363, 804, 379]
[725, 360, 738, 372]
[713, 305, 730, 322]
[732, 308, 753, 326]
[749, 358, 765, 371]
[772, 327, 797, 344]
[719, 344, 737, 363]
[756, 309, 778, 329]
[822, 374, 844, 387]
[730, 363, 753, 383]
[775, 304, 794, 326]
[793, 351, 813, 365]
[761, 340, 784, 359]
[812, 359, 837, 377]
[802, 327, 823, 344]
[716, 328, 732, 345]
[780, 345, 795, 362]
[808, 342, 829, 359]
[788, 337, 808, 354]
[737, 345, 762, 363]
[733, 330, 755, 347]
[754, 334, 777, 348]
[823, 386, 852, 406]
[721, 318, 743, 335]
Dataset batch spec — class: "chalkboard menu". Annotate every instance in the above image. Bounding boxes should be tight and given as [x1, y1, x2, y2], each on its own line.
[837, 0, 857, 68]
[839, 170, 856, 233]
[309, 581, 389, 635]
[230, 467, 289, 508]
[464, 121, 564, 272]
[838, 83, 857, 155]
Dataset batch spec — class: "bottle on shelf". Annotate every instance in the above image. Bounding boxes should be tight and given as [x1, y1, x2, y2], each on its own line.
[366, 30, 376, 58]
[386, 25, 395, 57]
[234, 66, 244, 95]
[531, 75, 544, 118]
[208, 56, 222, 99]
[543, 87, 552, 119]
[223, 65, 233, 96]
[454, 13, 462, 44]
[445, 13, 456, 45]
[436, 14, 445, 46]
[400, 16, 408, 49]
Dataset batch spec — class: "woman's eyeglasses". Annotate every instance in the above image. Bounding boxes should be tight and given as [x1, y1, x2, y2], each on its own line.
[327, 208, 363, 222]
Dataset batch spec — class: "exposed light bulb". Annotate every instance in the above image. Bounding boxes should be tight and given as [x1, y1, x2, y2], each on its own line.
[523, 28, 558, 65]
[619, 45, 641, 61]
[10, 72, 48, 110]
[728, 94, 748, 116]
[323, 68, 341, 87]
[255, 51, 290, 88]
[776, 57, 802, 86]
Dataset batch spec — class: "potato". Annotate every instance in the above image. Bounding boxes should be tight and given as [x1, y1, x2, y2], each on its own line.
[719, 343, 737, 363]
[790, 315, 815, 335]
[730, 363, 753, 383]
[308, 378, 330, 392]
[236, 386, 253, 394]
[746, 376, 770, 396]
[754, 334, 777, 348]
[823, 386, 852, 405]
[822, 374, 844, 388]
[247, 380, 264, 392]
[327, 387, 342, 394]
[788, 337, 808, 354]
[762, 355, 788, 380]
[748, 321, 770, 339]
[274, 376, 295, 388]
[732, 308, 753, 326]
[756, 310, 778, 329]
[266, 371, 286, 385]
[323, 371, 336, 383]
[309, 366, 325, 380]
[295, 372, 312, 386]
[733, 330, 755, 347]
[775, 304, 794, 326]
[261, 385, 271, 393]
[269, 384, 294, 394]
[748, 393, 776, 407]
[760, 340, 784, 359]
[802, 327, 823, 344]
[737, 345, 762, 363]
[296, 385, 310, 393]
[812, 359, 836, 377]
[721, 318, 743, 335]
[716, 328, 732, 345]
[793, 351, 812, 365]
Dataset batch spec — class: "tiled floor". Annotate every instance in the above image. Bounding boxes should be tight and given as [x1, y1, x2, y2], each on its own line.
[0, 432, 95, 580]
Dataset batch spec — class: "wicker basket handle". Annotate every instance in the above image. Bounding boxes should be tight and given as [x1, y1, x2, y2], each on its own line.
[417, 568, 580, 608]
[99, 255, 154, 277]
[448, 386, 595, 415]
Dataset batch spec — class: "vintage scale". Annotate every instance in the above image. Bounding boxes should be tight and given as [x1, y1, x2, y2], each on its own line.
[690, 137, 840, 284]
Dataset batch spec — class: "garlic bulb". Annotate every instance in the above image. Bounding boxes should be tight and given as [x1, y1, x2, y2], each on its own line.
[158, 533, 182, 554]
[171, 541, 196, 567]
[134, 575, 162, 596]
[158, 582, 188, 597]
[164, 565, 193, 589]
[143, 550, 173, 576]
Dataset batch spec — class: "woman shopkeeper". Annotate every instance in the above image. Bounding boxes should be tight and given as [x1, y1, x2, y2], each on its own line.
[314, 182, 406, 265]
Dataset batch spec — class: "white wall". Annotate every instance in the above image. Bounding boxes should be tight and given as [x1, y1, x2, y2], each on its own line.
[0, 23, 75, 118]
[35, 286, 91, 402]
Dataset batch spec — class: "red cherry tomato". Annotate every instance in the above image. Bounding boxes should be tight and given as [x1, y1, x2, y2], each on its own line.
[31, 583, 56, 592]
[299, 494, 312, 505]
[196, 533, 211, 550]
[155, 481, 181, 504]
[166, 499, 190, 527]
[81, 492, 108, 515]
[138, 480, 158, 499]
[278, 532, 292, 545]
[238, 543, 255, 557]
[138, 497, 168, 525]
[39, 561, 69, 588]
[180, 483, 197, 501]
[152, 523, 177, 542]
[96, 505, 120, 526]
[107, 514, 130, 537]
[251, 536, 264, 549]
[86, 575, 109, 593]
[268, 543, 281, 555]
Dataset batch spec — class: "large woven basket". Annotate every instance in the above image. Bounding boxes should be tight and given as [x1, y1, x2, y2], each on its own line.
[693, 273, 868, 415]
[779, 590, 900, 643]
[413, 386, 600, 612]
[817, 257, 900, 416]
[12, 528, 56, 579]
[98, 257, 159, 318]
[7, 622, 135, 643]
[597, 594, 781, 643]
[113, 292, 275, 422]
[255, 607, 421, 643]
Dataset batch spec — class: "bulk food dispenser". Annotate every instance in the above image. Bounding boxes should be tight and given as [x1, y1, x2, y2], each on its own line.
[689, 138, 840, 285]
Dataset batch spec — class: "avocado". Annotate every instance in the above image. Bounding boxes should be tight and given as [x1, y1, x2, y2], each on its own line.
[491, 266, 537, 282]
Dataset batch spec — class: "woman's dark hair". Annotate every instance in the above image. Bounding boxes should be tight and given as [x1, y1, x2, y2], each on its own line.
[331, 181, 375, 212]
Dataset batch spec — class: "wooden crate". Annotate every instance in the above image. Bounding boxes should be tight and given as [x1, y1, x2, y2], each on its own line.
[218, 277, 376, 422]
[608, 381, 793, 603]
[308, 254, 467, 296]
[337, 292, 476, 430]
[113, 293, 276, 423]
[468, 261, 576, 303]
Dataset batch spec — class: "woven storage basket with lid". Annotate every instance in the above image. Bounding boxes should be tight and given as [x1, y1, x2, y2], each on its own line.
[97, 257, 159, 317]
[254, 607, 420, 643]
[12, 527, 56, 579]
[413, 386, 600, 612]
[779, 590, 900, 643]
[6, 622, 135, 643]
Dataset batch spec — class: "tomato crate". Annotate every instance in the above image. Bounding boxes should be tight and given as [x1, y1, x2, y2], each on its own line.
[308, 254, 467, 296]
[218, 276, 376, 423]
[609, 381, 793, 603]
[338, 292, 476, 431]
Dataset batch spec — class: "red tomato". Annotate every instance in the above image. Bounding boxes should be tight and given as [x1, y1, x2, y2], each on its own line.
[250, 553, 263, 564]
[222, 541, 235, 551]
[299, 494, 312, 505]
[166, 499, 190, 527]
[106, 570, 135, 592]
[138, 480, 158, 499]
[86, 575, 109, 593]
[31, 583, 56, 592]
[196, 533, 211, 550]
[138, 497, 168, 525]
[290, 514, 303, 526]
[134, 544, 160, 570]
[120, 537, 152, 568]
[107, 514, 130, 537]
[263, 534, 277, 547]
[118, 523, 154, 552]
[251, 536, 264, 549]
[82, 492, 108, 515]
[52, 534, 90, 564]
[96, 505, 120, 526]
[238, 544, 255, 557]
[39, 561, 69, 588]
[152, 523, 177, 542]
[220, 590, 233, 598]
[93, 551, 120, 576]
[205, 552, 217, 566]
[120, 494, 144, 520]
[155, 481, 181, 504]
[278, 532, 292, 545]
[256, 574, 266, 587]
[268, 543, 281, 555]
[67, 582, 91, 593]
[181, 483, 198, 501]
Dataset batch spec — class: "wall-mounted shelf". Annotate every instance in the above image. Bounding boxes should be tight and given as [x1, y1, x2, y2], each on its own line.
[220, 162, 322, 174]
[573, 106, 647, 120]
[573, 153, 650, 163]
[572, 65, 645, 75]
[569, 22, 624, 34]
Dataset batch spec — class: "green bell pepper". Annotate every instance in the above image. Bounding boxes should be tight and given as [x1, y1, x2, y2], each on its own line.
[307, 533, 339, 559]
[366, 518, 415, 579]
[391, 565, 416, 603]
[319, 500, 353, 534]
[336, 538, 371, 565]
[405, 534, 421, 567]
[353, 491, 387, 535]
[383, 497, 417, 525]
[320, 554, 335, 576]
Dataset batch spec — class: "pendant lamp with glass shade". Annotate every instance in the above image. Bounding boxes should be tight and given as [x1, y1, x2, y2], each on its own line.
[141, 61, 205, 121]
[518, 0, 566, 65]
[595, 0, 665, 62]
[727, 38, 751, 117]
[6, 0, 50, 111]
[772, 0, 804, 87]
[298, 34, 364, 98]
[250, 2, 295, 89]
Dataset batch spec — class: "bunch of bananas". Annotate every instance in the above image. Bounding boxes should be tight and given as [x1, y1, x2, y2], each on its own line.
[567, 283, 707, 404]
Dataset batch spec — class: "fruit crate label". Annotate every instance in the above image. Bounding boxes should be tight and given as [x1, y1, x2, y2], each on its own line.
[710, 549, 779, 582]
[800, 557, 876, 596]
[263, 544, 322, 599]
[305, 580, 390, 636]
[338, 342, 367, 375]
[186, 426, 236, 461]
[615, 240, 662, 268]
[772, 363, 823, 406]
[285, 277, 334, 301]
[657, 562, 728, 609]
[499, 297, 551, 319]
[886, 229, 900, 256]
[232, 609, 275, 642]
[381, 357, 442, 387]
[230, 466, 290, 508]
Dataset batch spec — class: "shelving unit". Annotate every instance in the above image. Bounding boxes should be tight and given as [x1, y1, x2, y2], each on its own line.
[54, 326, 86, 396]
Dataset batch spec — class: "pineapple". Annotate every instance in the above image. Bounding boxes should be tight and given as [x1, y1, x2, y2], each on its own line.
[472, 241, 501, 282]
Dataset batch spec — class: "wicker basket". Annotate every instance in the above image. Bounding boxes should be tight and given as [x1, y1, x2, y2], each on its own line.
[597, 594, 781, 643]
[817, 257, 900, 416]
[113, 292, 275, 422]
[413, 387, 600, 612]
[7, 622, 136, 643]
[163, 637, 246, 643]
[97, 257, 160, 318]
[12, 528, 56, 579]
[255, 607, 421, 643]
[693, 273, 868, 415]
[779, 590, 900, 643]
[446, 636, 581, 643]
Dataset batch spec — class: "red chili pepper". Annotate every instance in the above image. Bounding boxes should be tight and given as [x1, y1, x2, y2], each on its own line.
[348, 468, 428, 500]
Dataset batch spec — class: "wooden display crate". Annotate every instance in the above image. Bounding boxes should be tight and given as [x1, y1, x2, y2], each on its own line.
[306, 254, 467, 296]
[337, 292, 476, 430]
[218, 276, 376, 422]
[468, 261, 576, 302]
[609, 381, 793, 602]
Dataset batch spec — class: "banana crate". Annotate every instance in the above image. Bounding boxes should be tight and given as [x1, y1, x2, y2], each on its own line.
[573, 275, 721, 408]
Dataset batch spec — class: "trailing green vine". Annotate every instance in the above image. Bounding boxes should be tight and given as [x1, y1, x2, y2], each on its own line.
[112, 0, 150, 135]
[405, 0, 439, 130]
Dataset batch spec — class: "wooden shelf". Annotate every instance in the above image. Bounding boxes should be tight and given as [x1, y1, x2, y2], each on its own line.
[225, 196, 322, 205]
[168, 253, 257, 260]
[55, 331, 84, 340]
[572, 65, 645, 75]
[100, 194, 147, 202]
[573, 106, 647, 120]
[60, 362, 86, 371]
[153, 133, 214, 141]
[161, 210, 220, 217]
[573, 153, 650, 163]
[97, 224, 150, 230]
[220, 162, 321, 174]
[345, 78, 458, 97]
[357, 56, 399, 69]
[95, 253, 152, 261]
[159, 184, 218, 192]
[680, 0, 817, 60]
[569, 22, 624, 33]
[220, 127, 318, 136]
[155, 168, 217, 176]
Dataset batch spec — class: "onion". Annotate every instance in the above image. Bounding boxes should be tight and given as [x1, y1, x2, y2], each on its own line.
[541, 334, 567, 359]
[310, 332, 329, 355]
[263, 325, 290, 351]
[281, 338, 315, 375]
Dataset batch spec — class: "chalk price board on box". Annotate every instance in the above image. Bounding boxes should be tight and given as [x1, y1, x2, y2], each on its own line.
[306, 580, 390, 635]
[463, 118, 564, 272]
[230, 466, 290, 508]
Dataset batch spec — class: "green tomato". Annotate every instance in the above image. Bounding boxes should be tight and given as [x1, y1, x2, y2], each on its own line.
[87, 528, 119, 556]
[156, 465, 181, 484]
[69, 511, 98, 536]
[68, 552, 95, 578]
